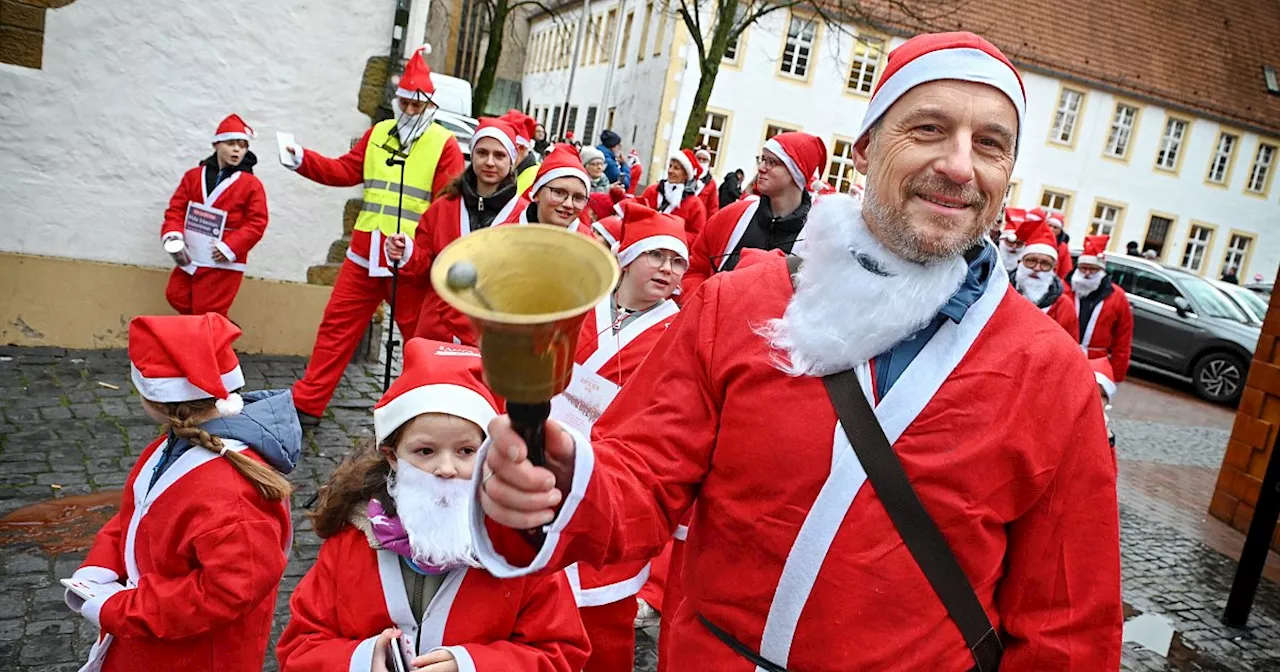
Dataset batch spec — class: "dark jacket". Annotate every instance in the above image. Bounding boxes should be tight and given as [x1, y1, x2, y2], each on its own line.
[723, 192, 812, 271]
[201, 151, 258, 194]
[458, 170, 518, 230]
[718, 172, 742, 208]
[598, 143, 629, 190]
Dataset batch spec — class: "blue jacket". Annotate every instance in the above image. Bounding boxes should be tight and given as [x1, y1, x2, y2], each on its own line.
[148, 389, 303, 491]
[598, 143, 630, 190]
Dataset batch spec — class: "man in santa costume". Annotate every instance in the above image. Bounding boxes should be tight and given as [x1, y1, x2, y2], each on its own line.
[694, 147, 720, 218]
[681, 131, 827, 299]
[472, 31, 1121, 670]
[501, 109, 541, 195]
[277, 339, 588, 672]
[1045, 210, 1073, 279]
[626, 149, 643, 195]
[548, 201, 686, 672]
[67, 314, 298, 671]
[1012, 219, 1079, 336]
[1070, 235, 1133, 382]
[281, 44, 466, 425]
[161, 114, 268, 316]
[641, 148, 708, 239]
[996, 207, 1026, 272]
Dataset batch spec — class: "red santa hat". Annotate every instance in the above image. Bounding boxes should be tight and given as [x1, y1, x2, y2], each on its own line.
[212, 114, 255, 144]
[1045, 210, 1066, 230]
[500, 110, 536, 149]
[1001, 207, 1027, 242]
[762, 132, 828, 190]
[129, 314, 246, 416]
[396, 44, 436, 101]
[586, 192, 616, 221]
[670, 148, 700, 180]
[1090, 357, 1117, 401]
[694, 147, 712, 164]
[373, 339, 501, 445]
[469, 118, 519, 163]
[591, 215, 623, 249]
[531, 143, 590, 195]
[1025, 206, 1047, 224]
[856, 32, 1025, 150]
[616, 201, 688, 267]
[1020, 220, 1059, 262]
[1078, 235, 1110, 267]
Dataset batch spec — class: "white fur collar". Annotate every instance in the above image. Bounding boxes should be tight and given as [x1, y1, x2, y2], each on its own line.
[758, 194, 968, 376]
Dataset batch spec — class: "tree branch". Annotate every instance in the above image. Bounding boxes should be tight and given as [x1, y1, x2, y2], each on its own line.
[677, 0, 707, 64]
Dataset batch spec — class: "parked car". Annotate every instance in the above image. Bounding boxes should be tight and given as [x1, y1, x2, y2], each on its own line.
[434, 110, 477, 158]
[1103, 256, 1259, 404]
[1245, 282, 1273, 303]
[1214, 280, 1269, 326]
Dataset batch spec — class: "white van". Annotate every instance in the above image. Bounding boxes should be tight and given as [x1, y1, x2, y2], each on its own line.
[430, 74, 473, 117]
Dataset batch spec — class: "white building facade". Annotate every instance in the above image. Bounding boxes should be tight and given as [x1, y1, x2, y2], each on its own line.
[522, 5, 1280, 281]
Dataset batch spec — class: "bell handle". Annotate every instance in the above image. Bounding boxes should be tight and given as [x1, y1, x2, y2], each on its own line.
[507, 401, 550, 469]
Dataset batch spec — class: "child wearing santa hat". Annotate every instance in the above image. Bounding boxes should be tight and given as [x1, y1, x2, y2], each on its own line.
[506, 143, 595, 234]
[65, 313, 299, 672]
[278, 339, 588, 672]
[160, 114, 269, 317]
[640, 148, 709, 238]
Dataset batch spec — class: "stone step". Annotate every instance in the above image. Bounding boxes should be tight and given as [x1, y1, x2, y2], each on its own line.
[344, 199, 361, 235]
[326, 236, 352, 264]
[306, 263, 341, 287]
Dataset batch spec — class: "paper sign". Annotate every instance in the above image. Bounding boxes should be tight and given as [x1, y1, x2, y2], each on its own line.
[276, 131, 296, 166]
[550, 364, 622, 437]
[60, 578, 124, 602]
[183, 202, 228, 267]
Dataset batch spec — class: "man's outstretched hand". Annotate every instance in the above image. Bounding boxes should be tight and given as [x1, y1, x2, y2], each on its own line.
[480, 416, 576, 530]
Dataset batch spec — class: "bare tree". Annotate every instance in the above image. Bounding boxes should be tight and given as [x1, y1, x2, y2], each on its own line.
[672, 0, 963, 147]
[472, 0, 583, 115]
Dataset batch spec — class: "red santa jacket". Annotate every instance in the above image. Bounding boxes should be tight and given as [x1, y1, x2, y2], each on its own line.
[1071, 283, 1134, 381]
[697, 175, 720, 219]
[682, 196, 762, 299]
[641, 182, 708, 240]
[628, 163, 643, 195]
[474, 254, 1121, 669]
[72, 437, 291, 672]
[553, 294, 680, 606]
[294, 125, 465, 275]
[276, 524, 589, 672]
[161, 157, 268, 270]
[1055, 240, 1072, 280]
[1045, 290, 1080, 338]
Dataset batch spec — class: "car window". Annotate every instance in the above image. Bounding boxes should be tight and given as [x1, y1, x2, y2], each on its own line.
[1129, 269, 1181, 308]
[1227, 285, 1268, 322]
[1106, 263, 1134, 293]
[1180, 279, 1250, 322]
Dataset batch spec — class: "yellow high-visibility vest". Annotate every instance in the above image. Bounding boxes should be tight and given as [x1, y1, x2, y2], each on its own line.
[355, 119, 454, 239]
[516, 162, 540, 196]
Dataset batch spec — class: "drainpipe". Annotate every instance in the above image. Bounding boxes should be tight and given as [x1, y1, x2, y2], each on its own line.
[596, 0, 630, 135]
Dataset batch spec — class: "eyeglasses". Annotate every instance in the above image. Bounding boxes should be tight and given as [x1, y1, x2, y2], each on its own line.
[542, 186, 588, 208]
[756, 154, 785, 171]
[1021, 256, 1056, 272]
[639, 249, 689, 273]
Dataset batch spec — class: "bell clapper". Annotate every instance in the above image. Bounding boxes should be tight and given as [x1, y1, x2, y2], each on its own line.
[445, 260, 497, 311]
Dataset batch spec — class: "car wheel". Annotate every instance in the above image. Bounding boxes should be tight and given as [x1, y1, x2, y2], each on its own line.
[1192, 352, 1246, 405]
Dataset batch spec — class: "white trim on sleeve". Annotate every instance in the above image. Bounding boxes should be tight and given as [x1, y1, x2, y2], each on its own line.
[348, 634, 381, 672]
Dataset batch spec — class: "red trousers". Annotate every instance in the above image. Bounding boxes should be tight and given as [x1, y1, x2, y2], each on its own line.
[291, 259, 426, 416]
[580, 596, 638, 672]
[656, 538, 686, 672]
[165, 267, 243, 316]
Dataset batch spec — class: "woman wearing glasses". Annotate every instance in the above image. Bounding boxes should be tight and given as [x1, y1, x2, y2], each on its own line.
[1013, 219, 1079, 336]
[640, 148, 708, 239]
[548, 201, 689, 672]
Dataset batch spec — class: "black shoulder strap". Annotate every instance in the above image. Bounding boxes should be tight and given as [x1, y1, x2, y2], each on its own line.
[787, 254, 1002, 671]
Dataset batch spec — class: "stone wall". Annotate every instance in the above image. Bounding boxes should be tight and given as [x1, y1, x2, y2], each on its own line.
[1209, 280, 1280, 552]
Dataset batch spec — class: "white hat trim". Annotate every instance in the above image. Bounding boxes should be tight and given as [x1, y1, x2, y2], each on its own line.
[669, 152, 695, 181]
[470, 127, 517, 163]
[131, 363, 245, 403]
[855, 47, 1026, 147]
[1078, 254, 1101, 267]
[763, 138, 807, 190]
[212, 132, 252, 143]
[999, 228, 1018, 242]
[618, 235, 689, 267]
[591, 222, 620, 248]
[532, 166, 590, 195]
[374, 383, 498, 445]
[1022, 243, 1058, 261]
[395, 87, 434, 102]
[1094, 371, 1117, 401]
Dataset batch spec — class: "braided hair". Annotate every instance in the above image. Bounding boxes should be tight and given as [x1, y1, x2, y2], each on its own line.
[161, 399, 292, 501]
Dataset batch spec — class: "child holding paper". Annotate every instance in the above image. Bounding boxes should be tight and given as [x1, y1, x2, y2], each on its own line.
[160, 114, 269, 316]
[63, 313, 299, 671]
[277, 339, 589, 672]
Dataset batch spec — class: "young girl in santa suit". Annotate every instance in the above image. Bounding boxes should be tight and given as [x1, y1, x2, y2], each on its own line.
[549, 200, 687, 672]
[65, 313, 299, 671]
[277, 338, 589, 672]
[640, 148, 708, 240]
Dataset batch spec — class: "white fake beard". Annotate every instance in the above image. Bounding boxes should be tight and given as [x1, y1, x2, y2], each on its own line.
[386, 460, 480, 569]
[756, 194, 968, 377]
[661, 180, 685, 210]
[393, 99, 435, 146]
[999, 242, 1022, 273]
[1072, 270, 1105, 296]
[1015, 265, 1054, 305]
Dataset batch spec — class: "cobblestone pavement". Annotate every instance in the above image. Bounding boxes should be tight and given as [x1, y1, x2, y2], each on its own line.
[1, 348, 1278, 670]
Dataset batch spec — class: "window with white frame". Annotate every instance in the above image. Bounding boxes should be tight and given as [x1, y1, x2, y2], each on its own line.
[1206, 132, 1237, 184]
[1104, 103, 1138, 158]
[825, 139, 859, 193]
[723, 5, 746, 62]
[1089, 202, 1123, 236]
[653, 2, 668, 57]
[637, 2, 653, 63]
[764, 123, 799, 140]
[698, 111, 728, 168]
[1222, 234, 1253, 276]
[1040, 190, 1070, 216]
[618, 12, 634, 67]
[1181, 224, 1213, 272]
[1049, 88, 1084, 144]
[846, 36, 884, 95]
[1247, 142, 1276, 193]
[779, 15, 816, 78]
[1155, 117, 1188, 171]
